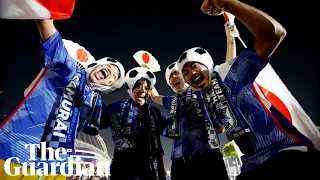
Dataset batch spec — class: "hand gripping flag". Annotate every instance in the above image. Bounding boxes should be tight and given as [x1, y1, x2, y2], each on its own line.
[223, 12, 247, 48]
[0, 0, 75, 19]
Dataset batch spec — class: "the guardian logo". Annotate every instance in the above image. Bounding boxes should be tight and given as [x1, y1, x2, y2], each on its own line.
[4, 142, 108, 176]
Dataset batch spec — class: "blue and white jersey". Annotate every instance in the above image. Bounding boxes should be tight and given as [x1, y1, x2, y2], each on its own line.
[0, 32, 99, 168]
[213, 45, 313, 172]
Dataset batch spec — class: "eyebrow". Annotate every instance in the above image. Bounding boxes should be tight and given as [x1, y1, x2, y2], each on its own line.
[135, 81, 150, 89]
[183, 62, 195, 73]
[169, 71, 178, 78]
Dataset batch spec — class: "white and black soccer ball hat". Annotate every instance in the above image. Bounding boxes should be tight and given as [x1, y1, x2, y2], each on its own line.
[86, 57, 125, 94]
[124, 67, 156, 104]
[176, 47, 214, 82]
[165, 62, 189, 93]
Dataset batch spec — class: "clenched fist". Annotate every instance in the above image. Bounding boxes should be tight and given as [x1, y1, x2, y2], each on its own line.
[200, 0, 235, 16]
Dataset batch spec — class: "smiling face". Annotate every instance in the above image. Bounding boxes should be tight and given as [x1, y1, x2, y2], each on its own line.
[169, 71, 185, 93]
[88, 64, 120, 86]
[132, 78, 151, 105]
[182, 62, 210, 91]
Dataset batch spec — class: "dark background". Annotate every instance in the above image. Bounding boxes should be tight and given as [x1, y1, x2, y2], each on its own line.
[0, 0, 318, 170]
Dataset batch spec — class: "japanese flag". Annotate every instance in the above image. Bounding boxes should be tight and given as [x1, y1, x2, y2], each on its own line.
[62, 39, 96, 70]
[222, 12, 320, 152]
[232, 64, 320, 161]
[0, 0, 75, 19]
[254, 64, 320, 150]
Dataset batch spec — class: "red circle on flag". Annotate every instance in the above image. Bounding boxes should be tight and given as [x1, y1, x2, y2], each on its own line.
[76, 49, 88, 62]
[223, 12, 230, 22]
[142, 53, 150, 64]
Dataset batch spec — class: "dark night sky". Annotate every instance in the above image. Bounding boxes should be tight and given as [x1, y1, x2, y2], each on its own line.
[0, 0, 318, 170]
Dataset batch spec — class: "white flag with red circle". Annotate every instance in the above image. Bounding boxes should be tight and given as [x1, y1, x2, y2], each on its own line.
[0, 0, 75, 19]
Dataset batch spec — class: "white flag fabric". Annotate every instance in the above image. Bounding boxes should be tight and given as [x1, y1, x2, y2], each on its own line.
[0, 0, 75, 19]
[254, 63, 320, 150]
[133, 50, 161, 72]
[62, 39, 96, 70]
[232, 63, 320, 161]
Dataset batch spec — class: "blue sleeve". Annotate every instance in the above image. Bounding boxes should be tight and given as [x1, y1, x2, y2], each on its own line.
[229, 44, 270, 85]
[99, 101, 124, 129]
[41, 32, 68, 67]
[162, 96, 174, 109]
[103, 101, 124, 115]
[40, 31, 79, 81]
